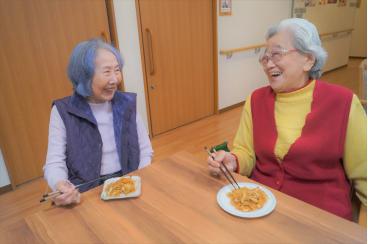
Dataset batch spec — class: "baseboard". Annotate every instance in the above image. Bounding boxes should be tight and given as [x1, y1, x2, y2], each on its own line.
[0, 184, 12, 195]
[349, 56, 366, 59]
[219, 101, 245, 113]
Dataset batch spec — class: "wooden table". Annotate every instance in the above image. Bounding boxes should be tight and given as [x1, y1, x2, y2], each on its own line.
[6, 152, 367, 243]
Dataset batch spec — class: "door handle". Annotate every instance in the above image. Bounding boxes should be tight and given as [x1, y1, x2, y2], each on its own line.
[145, 28, 155, 75]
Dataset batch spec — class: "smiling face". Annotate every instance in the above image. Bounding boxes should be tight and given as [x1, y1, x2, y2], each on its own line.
[88, 49, 122, 103]
[261, 30, 315, 93]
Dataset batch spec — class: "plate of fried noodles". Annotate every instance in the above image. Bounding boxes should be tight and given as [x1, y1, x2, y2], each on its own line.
[217, 182, 276, 218]
[101, 176, 141, 200]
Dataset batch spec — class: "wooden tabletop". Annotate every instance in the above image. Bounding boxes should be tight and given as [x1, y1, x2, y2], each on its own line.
[7, 151, 366, 243]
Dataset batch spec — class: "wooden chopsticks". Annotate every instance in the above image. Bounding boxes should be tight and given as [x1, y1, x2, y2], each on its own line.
[40, 190, 62, 202]
[40, 172, 123, 203]
[40, 180, 93, 203]
[205, 147, 240, 190]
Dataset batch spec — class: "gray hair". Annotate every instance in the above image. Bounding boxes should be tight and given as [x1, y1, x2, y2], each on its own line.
[67, 39, 124, 97]
[265, 18, 327, 79]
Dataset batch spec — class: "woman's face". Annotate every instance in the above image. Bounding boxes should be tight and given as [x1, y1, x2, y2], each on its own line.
[88, 49, 122, 103]
[260, 30, 315, 93]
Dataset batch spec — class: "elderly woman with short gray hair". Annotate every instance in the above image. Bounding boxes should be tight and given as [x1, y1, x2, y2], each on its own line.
[43, 39, 153, 206]
[208, 18, 366, 220]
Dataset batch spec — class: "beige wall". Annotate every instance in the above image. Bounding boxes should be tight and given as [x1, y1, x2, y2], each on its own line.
[350, 0, 367, 57]
[300, 1, 357, 71]
[217, 0, 292, 109]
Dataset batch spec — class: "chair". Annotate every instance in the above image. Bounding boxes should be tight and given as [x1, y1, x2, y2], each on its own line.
[358, 59, 367, 110]
[358, 205, 366, 227]
[356, 59, 367, 227]
[352, 190, 367, 227]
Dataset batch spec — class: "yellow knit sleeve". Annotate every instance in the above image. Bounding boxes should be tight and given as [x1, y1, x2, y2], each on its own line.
[231, 95, 256, 176]
[343, 95, 367, 206]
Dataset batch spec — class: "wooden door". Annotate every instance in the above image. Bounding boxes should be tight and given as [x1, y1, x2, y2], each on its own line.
[0, 0, 111, 186]
[137, 0, 215, 136]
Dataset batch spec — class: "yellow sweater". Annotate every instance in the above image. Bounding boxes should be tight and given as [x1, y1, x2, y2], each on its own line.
[232, 80, 367, 205]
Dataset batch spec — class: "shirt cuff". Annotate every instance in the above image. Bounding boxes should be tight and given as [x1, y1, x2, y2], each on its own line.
[230, 152, 240, 173]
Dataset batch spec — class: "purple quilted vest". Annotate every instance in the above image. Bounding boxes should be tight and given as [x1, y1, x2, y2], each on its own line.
[54, 91, 140, 192]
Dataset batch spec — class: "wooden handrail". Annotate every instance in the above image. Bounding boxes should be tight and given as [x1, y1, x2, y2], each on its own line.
[319, 28, 354, 38]
[219, 43, 265, 57]
[220, 28, 354, 57]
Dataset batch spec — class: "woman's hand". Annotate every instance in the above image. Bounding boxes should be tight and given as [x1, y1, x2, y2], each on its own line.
[207, 150, 237, 176]
[52, 180, 81, 206]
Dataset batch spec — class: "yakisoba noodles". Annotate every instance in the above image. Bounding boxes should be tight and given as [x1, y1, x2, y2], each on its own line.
[227, 186, 267, 211]
[105, 177, 135, 197]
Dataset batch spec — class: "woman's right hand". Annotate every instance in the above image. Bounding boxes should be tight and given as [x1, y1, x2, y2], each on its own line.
[207, 150, 237, 176]
[52, 180, 81, 206]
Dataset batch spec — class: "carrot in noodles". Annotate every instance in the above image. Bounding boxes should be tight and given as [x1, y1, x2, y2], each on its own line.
[227, 187, 267, 211]
[105, 177, 135, 197]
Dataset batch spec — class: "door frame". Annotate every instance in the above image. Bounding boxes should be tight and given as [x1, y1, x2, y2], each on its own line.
[135, 0, 218, 137]
[105, 0, 119, 49]
[105, 0, 126, 91]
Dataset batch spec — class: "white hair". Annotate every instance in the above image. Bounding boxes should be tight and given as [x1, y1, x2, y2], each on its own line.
[266, 18, 327, 79]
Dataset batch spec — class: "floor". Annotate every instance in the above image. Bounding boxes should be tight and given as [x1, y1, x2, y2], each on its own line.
[0, 58, 365, 231]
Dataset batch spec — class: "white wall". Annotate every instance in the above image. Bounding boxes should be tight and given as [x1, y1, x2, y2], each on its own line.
[113, 0, 149, 130]
[218, 0, 292, 109]
[0, 149, 11, 187]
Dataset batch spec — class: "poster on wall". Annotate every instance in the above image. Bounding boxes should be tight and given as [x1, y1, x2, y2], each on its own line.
[305, 0, 317, 7]
[338, 0, 347, 6]
[219, 0, 232, 16]
[348, 0, 360, 7]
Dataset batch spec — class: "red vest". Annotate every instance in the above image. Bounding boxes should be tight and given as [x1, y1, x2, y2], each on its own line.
[250, 80, 353, 220]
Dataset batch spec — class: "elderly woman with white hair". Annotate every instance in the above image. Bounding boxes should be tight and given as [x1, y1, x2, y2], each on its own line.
[43, 39, 153, 206]
[208, 18, 366, 220]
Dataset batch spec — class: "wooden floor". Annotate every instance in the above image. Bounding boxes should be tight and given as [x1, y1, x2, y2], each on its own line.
[0, 58, 365, 233]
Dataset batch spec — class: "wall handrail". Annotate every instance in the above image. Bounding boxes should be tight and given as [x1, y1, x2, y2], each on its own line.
[219, 43, 265, 57]
[219, 28, 354, 58]
[319, 28, 354, 38]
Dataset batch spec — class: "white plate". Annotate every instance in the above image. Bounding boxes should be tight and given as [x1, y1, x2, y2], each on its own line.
[217, 182, 276, 218]
[100, 176, 141, 200]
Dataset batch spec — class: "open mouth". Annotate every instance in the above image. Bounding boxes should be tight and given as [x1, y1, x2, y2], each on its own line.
[270, 71, 282, 77]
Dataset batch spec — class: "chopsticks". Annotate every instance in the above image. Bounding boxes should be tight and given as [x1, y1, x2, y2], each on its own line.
[204, 147, 240, 190]
[40, 190, 63, 202]
[40, 173, 121, 203]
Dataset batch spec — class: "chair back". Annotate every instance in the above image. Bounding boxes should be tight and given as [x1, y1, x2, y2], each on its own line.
[359, 59, 367, 110]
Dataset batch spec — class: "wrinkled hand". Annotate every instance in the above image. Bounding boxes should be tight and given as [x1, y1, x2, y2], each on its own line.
[207, 150, 237, 176]
[52, 180, 81, 206]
